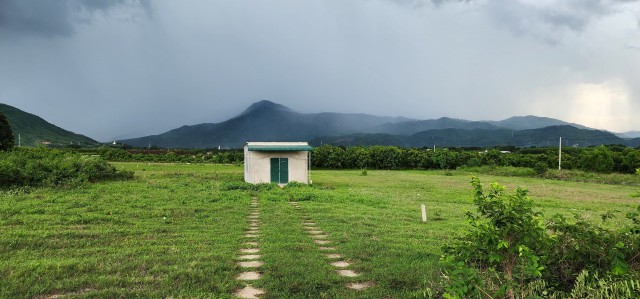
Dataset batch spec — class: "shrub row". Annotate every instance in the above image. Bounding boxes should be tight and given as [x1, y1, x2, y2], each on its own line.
[96, 148, 244, 164]
[311, 145, 640, 174]
[0, 148, 133, 188]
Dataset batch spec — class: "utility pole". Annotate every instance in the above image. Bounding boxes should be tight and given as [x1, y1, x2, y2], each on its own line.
[18, 133, 21, 147]
[558, 137, 562, 170]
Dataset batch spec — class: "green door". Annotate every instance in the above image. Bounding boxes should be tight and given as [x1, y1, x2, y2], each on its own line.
[270, 158, 289, 184]
[280, 158, 288, 183]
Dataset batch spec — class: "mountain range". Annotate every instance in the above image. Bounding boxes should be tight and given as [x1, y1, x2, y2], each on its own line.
[2, 101, 638, 149]
[0, 103, 96, 147]
[121, 100, 640, 148]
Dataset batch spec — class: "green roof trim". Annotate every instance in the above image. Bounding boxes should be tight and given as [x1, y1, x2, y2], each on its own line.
[247, 145, 313, 151]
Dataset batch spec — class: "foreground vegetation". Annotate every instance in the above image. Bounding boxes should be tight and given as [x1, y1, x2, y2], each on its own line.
[1, 162, 639, 298]
[0, 148, 133, 189]
[74, 143, 640, 177]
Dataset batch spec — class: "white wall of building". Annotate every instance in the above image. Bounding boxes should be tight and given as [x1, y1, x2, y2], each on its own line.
[244, 149, 309, 184]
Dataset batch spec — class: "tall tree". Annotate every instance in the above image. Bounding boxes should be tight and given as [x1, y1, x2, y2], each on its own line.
[0, 112, 15, 151]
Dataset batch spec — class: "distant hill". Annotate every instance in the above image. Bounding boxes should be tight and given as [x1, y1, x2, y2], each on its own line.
[626, 138, 640, 148]
[121, 100, 635, 149]
[312, 125, 625, 148]
[0, 103, 97, 147]
[486, 115, 591, 130]
[122, 100, 408, 148]
[616, 131, 640, 139]
[361, 117, 502, 135]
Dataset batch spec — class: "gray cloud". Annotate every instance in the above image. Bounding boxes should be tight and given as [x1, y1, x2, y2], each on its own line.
[0, 0, 149, 37]
[0, 0, 639, 141]
[483, 0, 639, 43]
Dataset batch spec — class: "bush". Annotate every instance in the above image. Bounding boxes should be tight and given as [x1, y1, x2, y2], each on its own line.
[533, 161, 549, 175]
[442, 178, 640, 298]
[442, 177, 549, 298]
[0, 112, 13, 151]
[0, 148, 133, 189]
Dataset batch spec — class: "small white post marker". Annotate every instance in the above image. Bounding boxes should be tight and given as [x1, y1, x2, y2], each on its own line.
[421, 203, 427, 223]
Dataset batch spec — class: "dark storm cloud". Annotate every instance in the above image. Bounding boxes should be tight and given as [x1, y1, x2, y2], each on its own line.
[0, 0, 149, 37]
[0, 0, 639, 140]
[482, 0, 638, 42]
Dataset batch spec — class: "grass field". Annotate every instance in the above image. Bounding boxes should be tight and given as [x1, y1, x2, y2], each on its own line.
[1, 163, 639, 298]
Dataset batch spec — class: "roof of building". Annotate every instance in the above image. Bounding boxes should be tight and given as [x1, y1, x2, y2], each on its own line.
[245, 142, 313, 151]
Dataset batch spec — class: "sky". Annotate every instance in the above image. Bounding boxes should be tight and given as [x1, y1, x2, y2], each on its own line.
[1, 0, 639, 141]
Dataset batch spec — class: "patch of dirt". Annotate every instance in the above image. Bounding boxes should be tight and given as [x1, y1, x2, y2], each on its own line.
[234, 285, 265, 298]
[238, 261, 264, 268]
[337, 270, 360, 277]
[240, 248, 260, 253]
[346, 281, 374, 290]
[318, 246, 336, 251]
[236, 271, 262, 281]
[238, 254, 261, 260]
[330, 261, 350, 268]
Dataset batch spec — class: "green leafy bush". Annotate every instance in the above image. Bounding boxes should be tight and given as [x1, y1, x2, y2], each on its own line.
[533, 161, 549, 175]
[0, 148, 133, 188]
[442, 178, 640, 298]
[442, 177, 549, 298]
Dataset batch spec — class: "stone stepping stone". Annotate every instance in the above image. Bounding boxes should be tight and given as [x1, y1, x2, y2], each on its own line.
[248, 215, 259, 219]
[337, 270, 360, 277]
[303, 222, 316, 225]
[246, 229, 260, 234]
[307, 230, 323, 235]
[238, 254, 261, 260]
[311, 234, 329, 239]
[244, 241, 259, 246]
[318, 246, 336, 251]
[313, 240, 331, 245]
[235, 285, 265, 298]
[245, 234, 259, 238]
[238, 261, 264, 268]
[346, 281, 374, 290]
[326, 254, 342, 259]
[330, 261, 350, 268]
[240, 248, 260, 254]
[237, 271, 262, 281]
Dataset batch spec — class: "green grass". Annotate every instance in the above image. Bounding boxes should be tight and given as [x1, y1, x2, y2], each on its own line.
[1, 163, 639, 298]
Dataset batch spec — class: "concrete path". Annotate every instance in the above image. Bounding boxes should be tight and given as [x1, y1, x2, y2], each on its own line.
[288, 201, 374, 292]
[234, 198, 266, 298]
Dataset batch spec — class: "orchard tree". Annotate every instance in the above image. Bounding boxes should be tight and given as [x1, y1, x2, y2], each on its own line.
[0, 112, 14, 151]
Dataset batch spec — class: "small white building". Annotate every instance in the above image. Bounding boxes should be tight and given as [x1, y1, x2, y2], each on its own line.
[244, 142, 313, 184]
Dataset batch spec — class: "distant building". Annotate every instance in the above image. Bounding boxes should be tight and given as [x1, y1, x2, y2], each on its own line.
[244, 142, 313, 185]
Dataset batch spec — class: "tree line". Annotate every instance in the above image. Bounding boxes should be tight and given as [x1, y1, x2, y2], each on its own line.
[310, 144, 640, 174]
